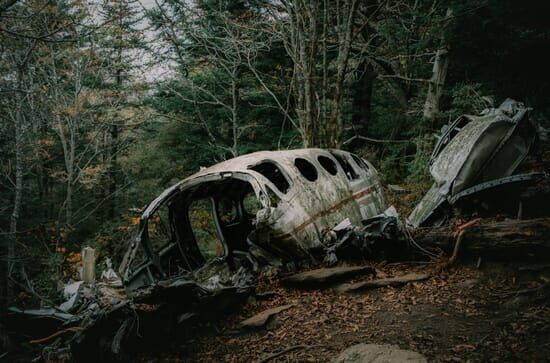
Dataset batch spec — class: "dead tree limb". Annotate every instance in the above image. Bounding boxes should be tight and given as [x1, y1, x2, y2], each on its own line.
[29, 327, 82, 344]
[335, 273, 429, 293]
[447, 218, 482, 267]
[258, 344, 326, 363]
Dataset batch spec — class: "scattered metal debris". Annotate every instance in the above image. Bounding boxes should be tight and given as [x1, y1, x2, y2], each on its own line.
[408, 99, 540, 227]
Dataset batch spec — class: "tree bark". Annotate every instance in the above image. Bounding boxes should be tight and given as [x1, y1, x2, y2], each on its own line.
[7, 68, 25, 299]
[327, 0, 358, 148]
[285, 0, 319, 147]
[55, 115, 75, 225]
[108, 124, 118, 219]
[335, 273, 429, 293]
[67, 125, 75, 224]
[422, 47, 449, 121]
[414, 218, 550, 257]
[231, 75, 238, 157]
[422, 8, 453, 121]
[352, 61, 375, 126]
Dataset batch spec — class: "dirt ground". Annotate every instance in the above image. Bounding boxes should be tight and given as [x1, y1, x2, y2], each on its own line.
[139, 261, 550, 362]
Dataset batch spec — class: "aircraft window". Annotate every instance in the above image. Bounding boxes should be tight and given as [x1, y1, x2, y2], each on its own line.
[129, 243, 147, 271]
[148, 206, 172, 251]
[242, 192, 262, 215]
[217, 198, 237, 224]
[249, 162, 290, 193]
[318, 155, 338, 175]
[351, 154, 371, 172]
[330, 152, 359, 180]
[265, 186, 280, 208]
[294, 158, 318, 182]
[188, 199, 225, 261]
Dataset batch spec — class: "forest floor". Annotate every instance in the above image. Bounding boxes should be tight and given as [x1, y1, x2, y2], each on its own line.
[141, 261, 550, 362]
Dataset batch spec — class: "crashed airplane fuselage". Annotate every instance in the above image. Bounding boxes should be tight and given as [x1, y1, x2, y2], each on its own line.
[408, 99, 539, 227]
[120, 148, 387, 290]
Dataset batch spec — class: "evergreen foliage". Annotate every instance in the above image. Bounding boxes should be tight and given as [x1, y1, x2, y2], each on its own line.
[0, 0, 548, 306]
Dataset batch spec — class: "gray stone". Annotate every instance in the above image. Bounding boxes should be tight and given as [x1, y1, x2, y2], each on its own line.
[332, 344, 427, 363]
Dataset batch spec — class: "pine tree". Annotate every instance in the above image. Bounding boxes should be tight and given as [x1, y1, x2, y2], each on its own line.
[95, 0, 146, 219]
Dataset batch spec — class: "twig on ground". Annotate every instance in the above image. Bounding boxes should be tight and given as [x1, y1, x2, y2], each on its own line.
[450, 218, 482, 265]
[258, 344, 326, 363]
[386, 261, 435, 266]
[342, 135, 413, 146]
[492, 284, 548, 298]
[29, 327, 83, 344]
[448, 230, 465, 266]
[436, 218, 482, 271]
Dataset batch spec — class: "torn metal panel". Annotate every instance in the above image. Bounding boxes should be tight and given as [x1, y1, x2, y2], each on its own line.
[408, 99, 537, 227]
[324, 207, 410, 264]
[120, 148, 387, 291]
[448, 172, 546, 204]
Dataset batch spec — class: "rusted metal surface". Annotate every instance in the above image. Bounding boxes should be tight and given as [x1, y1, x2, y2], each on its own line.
[119, 148, 387, 291]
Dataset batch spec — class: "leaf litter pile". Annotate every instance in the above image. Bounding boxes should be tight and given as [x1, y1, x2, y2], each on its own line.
[140, 262, 550, 362]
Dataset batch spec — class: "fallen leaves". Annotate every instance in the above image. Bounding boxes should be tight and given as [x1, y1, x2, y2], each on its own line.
[138, 263, 550, 362]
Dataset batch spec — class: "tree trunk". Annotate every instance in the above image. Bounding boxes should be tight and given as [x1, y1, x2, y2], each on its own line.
[321, 0, 328, 142]
[303, 70, 315, 147]
[327, 0, 358, 148]
[422, 47, 449, 121]
[286, 0, 319, 148]
[414, 218, 550, 259]
[231, 75, 238, 157]
[108, 45, 123, 219]
[423, 8, 453, 122]
[108, 124, 118, 219]
[352, 61, 375, 126]
[7, 70, 25, 299]
[66, 126, 75, 225]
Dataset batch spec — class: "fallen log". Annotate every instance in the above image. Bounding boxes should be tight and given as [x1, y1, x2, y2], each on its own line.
[281, 265, 374, 288]
[334, 273, 429, 293]
[239, 304, 295, 329]
[414, 217, 550, 259]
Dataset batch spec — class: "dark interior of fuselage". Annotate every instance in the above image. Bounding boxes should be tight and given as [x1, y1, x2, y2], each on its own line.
[145, 178, 262, 278]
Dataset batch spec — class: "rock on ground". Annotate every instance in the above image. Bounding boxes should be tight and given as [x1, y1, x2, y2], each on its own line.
[332, 343, 427, 363]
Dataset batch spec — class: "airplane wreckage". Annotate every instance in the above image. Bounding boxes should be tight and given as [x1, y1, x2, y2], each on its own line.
[4, 99, 549, 361]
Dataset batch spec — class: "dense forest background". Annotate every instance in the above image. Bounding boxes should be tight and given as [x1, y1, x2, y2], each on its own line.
[1, 0, 549, 306]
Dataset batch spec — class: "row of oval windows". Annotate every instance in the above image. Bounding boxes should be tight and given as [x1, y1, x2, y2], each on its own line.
[294, 154, 370, 183]
[250, 153, 370, 194]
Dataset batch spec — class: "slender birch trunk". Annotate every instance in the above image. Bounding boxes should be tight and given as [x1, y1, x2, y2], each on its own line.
[423, 8, 453, 121]
[7, 69, 25, 299]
